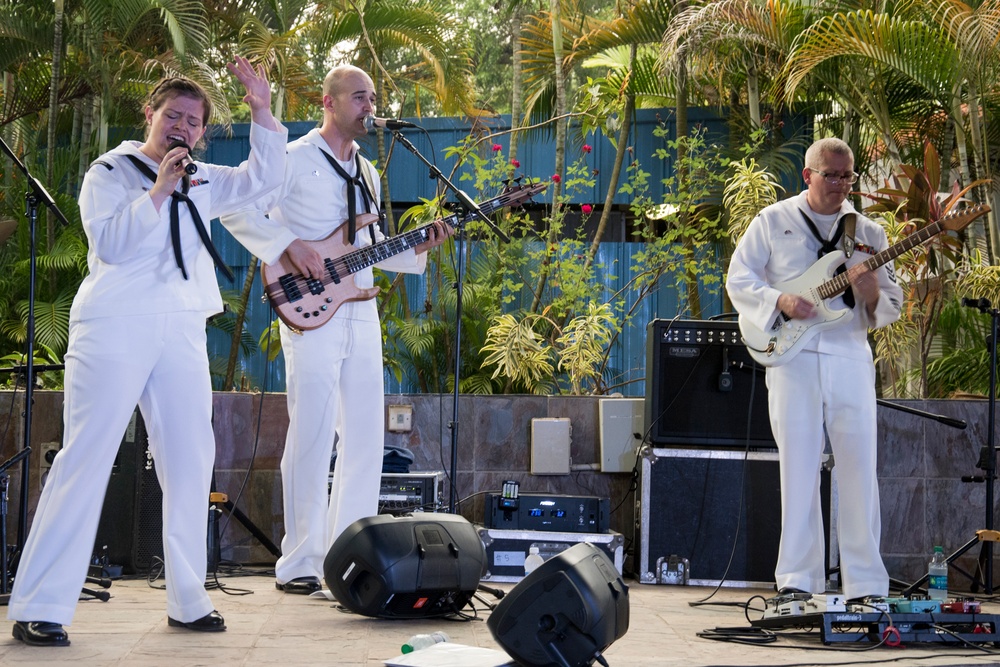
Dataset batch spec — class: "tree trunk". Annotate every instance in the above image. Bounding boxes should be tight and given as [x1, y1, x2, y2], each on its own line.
[583, 46, 635, 271]
[224, 259, 258, 391]
[509, 6, 524, 163]
[374, 68, 396, 235]
[45, 0, 65, 292]
[675, 50, 702, 318]
[76, 94, 95, 191]
[529, 1, 566, 314]
[69, 100, 81, 196]
[951, 95, 988, 262]
[746, 66, 760, 127]
[964, 81, 997, 263]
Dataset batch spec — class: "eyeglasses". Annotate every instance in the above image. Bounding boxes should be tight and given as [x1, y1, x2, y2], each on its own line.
[809, 169, 859, 185]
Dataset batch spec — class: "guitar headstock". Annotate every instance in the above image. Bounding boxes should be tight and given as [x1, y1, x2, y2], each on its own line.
[940, 203, 991, 232]
[496, 180, 548, 208]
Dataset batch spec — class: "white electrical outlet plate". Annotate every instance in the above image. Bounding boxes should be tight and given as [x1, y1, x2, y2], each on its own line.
[387, 404, 413, 432]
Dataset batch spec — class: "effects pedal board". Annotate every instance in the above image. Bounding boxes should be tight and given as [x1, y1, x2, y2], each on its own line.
[753, 592, 1000, 645]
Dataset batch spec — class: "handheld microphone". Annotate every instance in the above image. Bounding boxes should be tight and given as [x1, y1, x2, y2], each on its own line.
[363, 115, 417, 131]
[167, 140, 198, 175]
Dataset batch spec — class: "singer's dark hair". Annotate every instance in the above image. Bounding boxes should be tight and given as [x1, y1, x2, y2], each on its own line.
[144, 77, 213, 130]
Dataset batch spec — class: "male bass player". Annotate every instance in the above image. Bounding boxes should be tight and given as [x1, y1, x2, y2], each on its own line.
[221, 64, 452, 595]
[726, 137, 902, 600]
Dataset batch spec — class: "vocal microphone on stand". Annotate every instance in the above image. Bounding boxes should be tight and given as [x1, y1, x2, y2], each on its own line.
[363, 115, 418, 131]
[167, 139, 198, 175]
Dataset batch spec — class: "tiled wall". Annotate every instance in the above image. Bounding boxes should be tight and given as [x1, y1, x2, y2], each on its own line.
[1, 390, 997, 591]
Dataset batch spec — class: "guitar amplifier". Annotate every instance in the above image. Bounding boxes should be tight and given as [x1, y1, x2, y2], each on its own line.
[644, 319, 775, 448]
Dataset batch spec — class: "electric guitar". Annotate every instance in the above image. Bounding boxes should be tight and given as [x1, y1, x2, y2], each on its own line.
[740, 204, 991, 367]
[262, 182, 546, 330]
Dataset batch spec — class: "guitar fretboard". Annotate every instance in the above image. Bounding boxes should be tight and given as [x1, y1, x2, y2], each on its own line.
[816, 219, 945, 300]
[326, 195, 508, 281]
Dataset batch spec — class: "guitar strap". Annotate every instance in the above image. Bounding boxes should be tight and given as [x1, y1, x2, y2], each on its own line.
[800, 210, 856, 308]
[123, 154, 234, 281]
[320, 150, 380, 245]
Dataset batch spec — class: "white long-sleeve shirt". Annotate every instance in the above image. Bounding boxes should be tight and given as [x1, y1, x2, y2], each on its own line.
[74, 121, 291, 322]
[727, 191, 903, 361]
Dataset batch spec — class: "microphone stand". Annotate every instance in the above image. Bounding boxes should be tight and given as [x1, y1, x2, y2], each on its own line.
[901, 296, 998, 597]
[0, 135, 70, 595]
[384, 126, 509, 513]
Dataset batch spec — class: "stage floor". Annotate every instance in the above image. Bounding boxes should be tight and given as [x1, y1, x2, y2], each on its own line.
[2, 572, 1000, 666]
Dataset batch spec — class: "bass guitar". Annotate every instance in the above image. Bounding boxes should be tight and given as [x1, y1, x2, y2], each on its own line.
[262, 182, 546, 330]
[740, 204, 991, 367]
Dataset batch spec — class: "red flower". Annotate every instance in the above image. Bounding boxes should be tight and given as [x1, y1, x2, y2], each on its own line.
[581, 204, 593, 214]
[510, 158, 520, 168]
[492, 143, 502, 152]
[552, 174, 561, 183]
[582, 144, 592, 154]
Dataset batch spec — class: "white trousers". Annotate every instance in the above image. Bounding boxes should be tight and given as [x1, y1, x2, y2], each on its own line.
[766, 350, 888, 599]
[7, 312, 217, 626]
[275, 315, 384, 584]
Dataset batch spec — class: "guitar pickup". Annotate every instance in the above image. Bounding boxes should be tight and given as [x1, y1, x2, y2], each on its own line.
[278, 274, 303, 302]
[304, 277, 325, 295]
[324, 258, 341, 285]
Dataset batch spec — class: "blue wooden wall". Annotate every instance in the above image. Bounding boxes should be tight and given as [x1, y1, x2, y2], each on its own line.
[201, 108, 808, 394]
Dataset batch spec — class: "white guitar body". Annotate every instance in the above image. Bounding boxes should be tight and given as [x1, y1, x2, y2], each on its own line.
[739, 252, 855, 367]
[736, 203, 991, 368]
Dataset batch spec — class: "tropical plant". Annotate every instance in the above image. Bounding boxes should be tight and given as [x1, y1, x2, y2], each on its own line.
[481, 301, 616, 394]
[862, 141, 988, 397]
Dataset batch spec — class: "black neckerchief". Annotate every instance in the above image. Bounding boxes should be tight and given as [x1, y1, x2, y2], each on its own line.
[124, 154, 233, 281]
[319, 149, 377, 245]
[799, 209, 855, 308]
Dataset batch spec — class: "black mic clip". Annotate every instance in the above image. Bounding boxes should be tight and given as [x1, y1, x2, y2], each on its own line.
[962, 297, 992, 312]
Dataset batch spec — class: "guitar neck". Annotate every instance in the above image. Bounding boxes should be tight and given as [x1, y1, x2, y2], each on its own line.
[818, 220, 943, 299]
[342, 197, 508, 274]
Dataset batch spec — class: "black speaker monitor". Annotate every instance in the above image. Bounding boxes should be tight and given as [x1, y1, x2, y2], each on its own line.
[324, 513, 485, 618]
[487, 542, 630, 667]
[644, 319, 774, 448]
[94, 408, 164, 574]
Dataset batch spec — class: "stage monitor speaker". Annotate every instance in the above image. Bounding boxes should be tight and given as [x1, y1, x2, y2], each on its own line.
[94, 408, 164, 574]
[644, 318, 775, 448]
[324, 513, 485, 618]
[487, 542, 630, 667]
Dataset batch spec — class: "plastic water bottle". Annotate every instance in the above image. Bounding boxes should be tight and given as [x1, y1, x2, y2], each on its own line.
[928, 545, 948, 600]
[524, 546, 545, 576]
[401, 631, 449, 653]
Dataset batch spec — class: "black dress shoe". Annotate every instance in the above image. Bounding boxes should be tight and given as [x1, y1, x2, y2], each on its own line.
[167, 610, 226, 632]
[11, 621, 70, 647]
[778, 587, 809, 595]
[275, 576, 321, 594]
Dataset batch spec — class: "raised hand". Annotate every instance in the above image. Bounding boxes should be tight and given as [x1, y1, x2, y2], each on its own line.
[226, 55, 277, 130]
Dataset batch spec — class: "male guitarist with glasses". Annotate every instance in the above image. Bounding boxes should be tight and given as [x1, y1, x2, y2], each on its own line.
[222, 65, 452, 596]
[726, 137, 902, 603]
